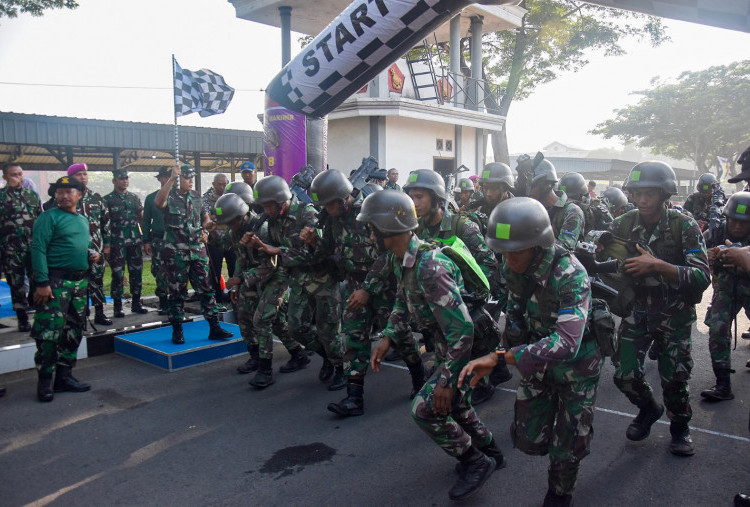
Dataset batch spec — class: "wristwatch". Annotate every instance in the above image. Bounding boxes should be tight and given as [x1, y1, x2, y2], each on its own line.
[437, 376, 449, 388]
[495, 347, 508, 356]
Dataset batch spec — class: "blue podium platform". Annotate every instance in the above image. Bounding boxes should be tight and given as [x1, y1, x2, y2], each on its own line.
[114, 320, 245, 371]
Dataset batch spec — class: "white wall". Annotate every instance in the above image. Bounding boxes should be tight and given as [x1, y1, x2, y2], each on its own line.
[327, 117, 370, 173]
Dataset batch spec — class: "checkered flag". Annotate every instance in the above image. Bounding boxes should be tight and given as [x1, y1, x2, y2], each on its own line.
[174, 59, 235, 118]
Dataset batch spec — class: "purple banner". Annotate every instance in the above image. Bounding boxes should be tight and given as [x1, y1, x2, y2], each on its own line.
[264, 94, 307, 183]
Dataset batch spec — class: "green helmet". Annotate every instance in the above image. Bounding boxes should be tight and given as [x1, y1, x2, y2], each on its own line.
[454, 178, 474, 194]
[309, 169, 353, 206]
[558, 172, 588, 198]
[403, 169, 446, 201]
[697, 173, 718, 192]
[479, 162, 514, 187]
[531, 159, 558, 186]
[723, 191, 750, 222]
[602, 187, 627, 210]
[356, 189, 418, 233]
[625, 161, 677, 196]
[485, 197, 554, 252]
[214, 193, 249, 225]
[253, 175, 292, 204]
[224, 181, 254, 206]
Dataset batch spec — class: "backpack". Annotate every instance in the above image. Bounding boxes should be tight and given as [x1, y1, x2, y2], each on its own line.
[419, 236, 490, 300]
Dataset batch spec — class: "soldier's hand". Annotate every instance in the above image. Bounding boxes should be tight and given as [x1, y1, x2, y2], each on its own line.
[205, 221, 217, 233]
[624, 244, 662, 277]
[89, 252, 100, 263]
[697, 219, 708, 232]
[103, 246, 111, 257]
[370, 336, 392, 373]
[226, 277, 241, 289]
[229, 289, 238, 305]
[144, 243, 152, 256]
[347, 289, 370, 309]
[200, 230, 209, 243]
[172, 165, 181, 179]
[299, 226, 317, 246]
[432, 385, 453, 416]
[719, 244, 750, 272]
[458, 352, 498, 388]
[240, 232, 255, 246]
[34, 286, 53, 306]
[707, 245, 720, 263]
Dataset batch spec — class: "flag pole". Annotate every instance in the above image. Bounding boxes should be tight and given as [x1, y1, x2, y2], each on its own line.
[172, 54, 180, 164]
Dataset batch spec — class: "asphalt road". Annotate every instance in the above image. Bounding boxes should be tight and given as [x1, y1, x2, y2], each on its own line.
[1, 305, 749, 506]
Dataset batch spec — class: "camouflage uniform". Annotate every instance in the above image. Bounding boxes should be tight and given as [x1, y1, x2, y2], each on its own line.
[30, 207, 91, 376]
[143, 190, 167, 308]
[266, 198, 342, 364]
[570, 195, 613, 234]
[385, 235, 493, 458]
[160, 187, 219, 323]
[547, 191, 585, 251]
[474, 193, 514, 314]
[103, 190, 144, 300]
[202, 187, 236, 298]
[609, 208, 710, 426]
[504, 244, 602, 496]
[0, 186, 41, 310]
[683, 192, 713, 222]
[384, 182, 402, 192]
[77, 189, 110, 309]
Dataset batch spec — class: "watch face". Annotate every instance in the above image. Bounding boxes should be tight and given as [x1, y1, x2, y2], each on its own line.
[438, 377, 448, 388]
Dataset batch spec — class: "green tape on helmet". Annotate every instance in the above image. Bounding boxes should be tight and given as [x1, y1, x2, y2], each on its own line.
[560, 185, 566, 192]
[216, 207, 223, 215]
[738, 204, 747, 215]
[631, 170, 641, 182]
[253, 189, 259, 198]
[482, 170, 490, 179]
[702, 184, 710, 190]
[409, 173, 419, 182]
[495, 223, 511, 240]
[312, 192, 319, 202]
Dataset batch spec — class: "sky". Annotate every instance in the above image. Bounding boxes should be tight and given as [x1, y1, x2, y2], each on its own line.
[1, 0, 749, 156]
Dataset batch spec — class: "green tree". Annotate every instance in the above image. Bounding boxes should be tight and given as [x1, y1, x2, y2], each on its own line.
[0, 0, 77, 19]
[480, 0, 668, 163]
[591, 60, 750, 174]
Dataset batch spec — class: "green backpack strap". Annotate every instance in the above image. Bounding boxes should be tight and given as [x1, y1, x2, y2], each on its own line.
[425, 236, 490, 298]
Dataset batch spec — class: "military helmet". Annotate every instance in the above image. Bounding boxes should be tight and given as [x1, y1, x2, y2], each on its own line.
[531, 159, 558, 186]
[625, 161, 677, 196]
[360, 182, 383, 198]
[224, 181, 254, 206]
[403, 169, 446, 201]
[253, 175, 292, 204]
[454, 178, 474, 195]
[602, 187, 628, 210]
[697, 173, 718, 192]
[356, 189, 418, 233]
[558, 172, 588, 198]
[214, 193, 249, 225]
[723, 192, 750, 222]
[485, 197, 555, 252]
[309, 170, 353, 206]
[479, 162, 514, 187]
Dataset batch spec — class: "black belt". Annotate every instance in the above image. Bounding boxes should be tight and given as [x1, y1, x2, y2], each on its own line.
[48, 268, 88, 281]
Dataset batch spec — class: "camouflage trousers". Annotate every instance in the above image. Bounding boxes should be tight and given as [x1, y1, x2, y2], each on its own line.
[237, 283, 289, 349]
[287, 273, 343, 365]
[3, 244, 33, 310]
[162, 246, 219, 323]
[411, 368, 493, 459]
[512, 339, 603, 496]
[32, 276, 88, 377]
[88, 256, 105, 308]
[706, 276, 750, 372]
[343, 277, 420, 377]
[614, 311, 695, 424]
[109, 242, 143, 299]
[253, 273, 300, 360]
[150, 237, 168, 301]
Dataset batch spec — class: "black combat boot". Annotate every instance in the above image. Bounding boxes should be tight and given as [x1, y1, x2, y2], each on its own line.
[157, 296, 169, 316]
[456, 438, 505, 475]
[318, 357, 334, 382]
[407, 361, 425, 399]
[237, 344, 260, 374]
[0, 386, 5, 397]
[207, 316, 233, 340]
[248, 358, 274, 388]
[16, 309, 31, 333]
[94, 305, 112, 326]
[113, 299, 125, 318]
[37, 374, 54, 402]
[279, 346, 310, 373]
[669, 421, 695, 456]
[171, 322, 184, 344]
[328, 365, 346, 391]
[448, 446, 496, 501]
[735, 493, 750, 507]
[489, 355, 513, 385]
[472, 381, 496, 406]
[626, 397, 664, 441]
[53, 365, 91, 393]
[327, 378, 364, 416]
[700, 368, 734, 401]
[131, 296, 149, 314]
[542, 489, 573, 507]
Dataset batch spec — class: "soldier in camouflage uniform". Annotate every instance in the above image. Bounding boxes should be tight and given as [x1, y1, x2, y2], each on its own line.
[66, 163, 113, 326]
[461, 197, 602, 507]
[143, 166, 171, 315]
[453, 178, 475, 210]
[609, 161, 710, 457]
[558, 172, 613, 233]
[384, 168, 401, 191]
[701, 192, 750, 401]
[103, 169, 147, 317]
[31, 176, 96, 402]
[359, 190, 499, 502]
[154, 164, 234, 344]
[684, 173, 725, 230]
[529, 160, 584, 251]
[202, 173, 235, 305]
[602, 187, 631, 218]
[307, 170, 424, 417]
[244, 175, 343, 389]
[0, 162, 42, 332]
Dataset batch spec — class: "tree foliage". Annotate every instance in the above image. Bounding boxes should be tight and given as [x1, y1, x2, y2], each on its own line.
[0, 0, 78, 20]
[591, 60, 750, 173]
[481, 0, 668, 163]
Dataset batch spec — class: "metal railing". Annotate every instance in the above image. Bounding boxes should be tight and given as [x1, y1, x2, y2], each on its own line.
[437, 71, 504, 114]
